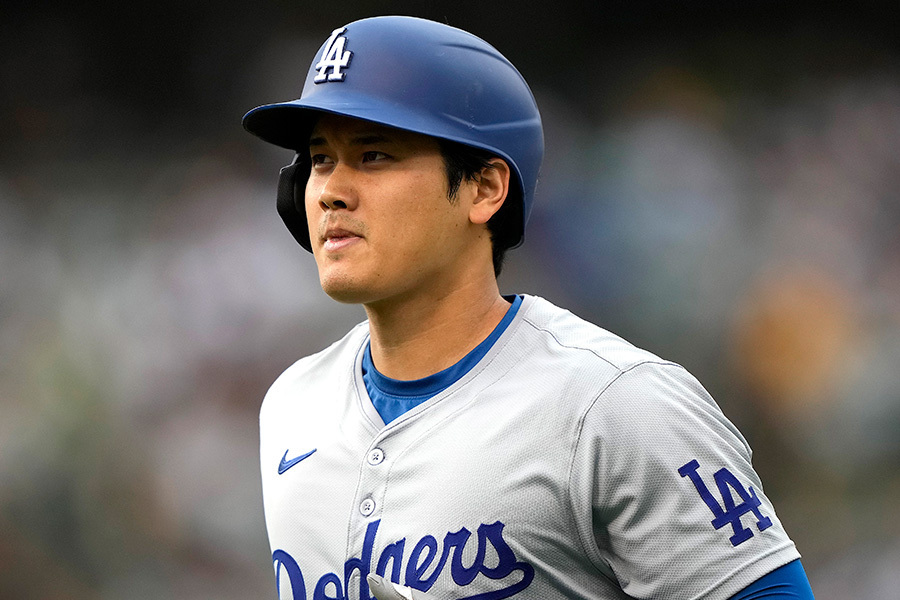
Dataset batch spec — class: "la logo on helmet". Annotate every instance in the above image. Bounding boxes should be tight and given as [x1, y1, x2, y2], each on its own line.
[314, 27, 352, 83]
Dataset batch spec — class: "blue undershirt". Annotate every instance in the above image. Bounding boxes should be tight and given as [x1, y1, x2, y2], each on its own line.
[729, 560, 815, 599]
[362, 295, 522, 425]
[361, 294, 813, 598]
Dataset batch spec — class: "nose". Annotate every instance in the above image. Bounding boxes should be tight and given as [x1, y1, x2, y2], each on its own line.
[310, 163, 358, 212]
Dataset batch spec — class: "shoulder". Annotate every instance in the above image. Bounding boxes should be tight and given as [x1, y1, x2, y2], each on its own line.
[516, 295, 676, 374]
[261, 320, 369, 413]
[504, 296, 724, 442]
[274, 319, 369, 383]
[515, 296, 751, 464]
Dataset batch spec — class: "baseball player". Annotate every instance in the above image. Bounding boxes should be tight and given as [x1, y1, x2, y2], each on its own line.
[242, 16, 815, 600]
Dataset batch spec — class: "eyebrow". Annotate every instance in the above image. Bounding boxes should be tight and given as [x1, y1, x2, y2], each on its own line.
[308, 133, 392, 148]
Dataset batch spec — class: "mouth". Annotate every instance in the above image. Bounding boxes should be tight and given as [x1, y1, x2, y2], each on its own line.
[322, 227, 363, 252]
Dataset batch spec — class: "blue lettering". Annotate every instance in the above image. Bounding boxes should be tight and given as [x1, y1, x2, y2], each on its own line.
[711, 467, 773, 545]
[405, 535, 440, 590]
[446, 528, 480, 586]
[313, 572, 343, 600]
[344, 519, 379, 600]
[678, 459, 773, 547]
[273, 549, 307, 600]
[375, 538, 406, 582]
[465, 522, 534, 600]
[272, 518, 534, 599]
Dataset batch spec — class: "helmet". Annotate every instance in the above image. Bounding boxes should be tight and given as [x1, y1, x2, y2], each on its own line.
[242, 15, 543, 252]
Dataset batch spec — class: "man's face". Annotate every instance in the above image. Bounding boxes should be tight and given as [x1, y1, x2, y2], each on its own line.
[305, 114, 476, 306]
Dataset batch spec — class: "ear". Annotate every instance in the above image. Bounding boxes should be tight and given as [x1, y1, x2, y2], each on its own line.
[468, 159, 511, 226]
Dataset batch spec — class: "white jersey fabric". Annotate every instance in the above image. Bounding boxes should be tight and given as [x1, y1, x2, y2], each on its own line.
[259, 295, 800, 600]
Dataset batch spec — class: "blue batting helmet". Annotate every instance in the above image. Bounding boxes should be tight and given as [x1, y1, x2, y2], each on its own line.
[242, 15, 543, 252]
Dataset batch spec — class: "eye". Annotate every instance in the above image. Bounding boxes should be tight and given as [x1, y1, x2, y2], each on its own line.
[362, 151, 389, 163]
[310, 154, 334, 168]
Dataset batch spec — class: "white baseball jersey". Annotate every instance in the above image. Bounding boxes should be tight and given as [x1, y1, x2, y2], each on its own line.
[259, 295, 800, 600]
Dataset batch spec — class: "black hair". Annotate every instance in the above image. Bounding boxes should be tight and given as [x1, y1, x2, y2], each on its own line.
[438, 139, 520, 277]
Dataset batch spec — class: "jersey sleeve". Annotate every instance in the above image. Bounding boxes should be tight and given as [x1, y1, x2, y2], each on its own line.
[568, 361, 801, 600]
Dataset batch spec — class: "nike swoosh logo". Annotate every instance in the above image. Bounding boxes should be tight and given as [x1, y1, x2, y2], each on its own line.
[278, 448, 317, 474]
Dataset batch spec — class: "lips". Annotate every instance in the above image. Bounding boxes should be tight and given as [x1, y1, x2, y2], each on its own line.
[321, 226, 363, 252]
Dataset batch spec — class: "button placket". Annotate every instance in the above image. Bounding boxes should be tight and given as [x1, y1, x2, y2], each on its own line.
[367, 448, 385, 465]
[359, 497, 376, 516]
[356, 444, 387, 521]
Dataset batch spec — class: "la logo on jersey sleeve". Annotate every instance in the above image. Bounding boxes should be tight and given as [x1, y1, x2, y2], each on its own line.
[315, 27, 353, 83]
[678, 459, 773, 547]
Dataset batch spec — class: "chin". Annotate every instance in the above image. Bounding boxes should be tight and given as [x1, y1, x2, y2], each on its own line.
[322, 288, 371, 305]
[319, 273, 375, 305]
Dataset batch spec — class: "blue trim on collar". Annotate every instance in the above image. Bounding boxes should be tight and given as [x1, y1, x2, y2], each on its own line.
[363, 295, 522, 423]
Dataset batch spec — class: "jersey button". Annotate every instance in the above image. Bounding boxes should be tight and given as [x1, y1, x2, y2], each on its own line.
[360, 497, 376, 517]
[367, 448, 385, 465]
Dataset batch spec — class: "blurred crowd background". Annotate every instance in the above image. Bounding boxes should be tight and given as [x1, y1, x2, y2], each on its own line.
[2, 2, 898, 598]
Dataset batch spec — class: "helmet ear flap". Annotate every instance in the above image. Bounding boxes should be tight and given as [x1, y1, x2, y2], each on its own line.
[276, 155, 312, 252]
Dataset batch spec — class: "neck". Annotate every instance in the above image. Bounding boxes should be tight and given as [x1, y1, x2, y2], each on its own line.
[364, 273, 510, 381]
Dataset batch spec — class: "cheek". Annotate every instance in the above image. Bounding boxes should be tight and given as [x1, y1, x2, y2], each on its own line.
[304, 178, 321, 216]
[388, 202, 467, 275]
[386, 189, 451, 249]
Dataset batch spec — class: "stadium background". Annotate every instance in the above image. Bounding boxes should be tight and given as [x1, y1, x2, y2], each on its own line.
[1, 2, 898, 597]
